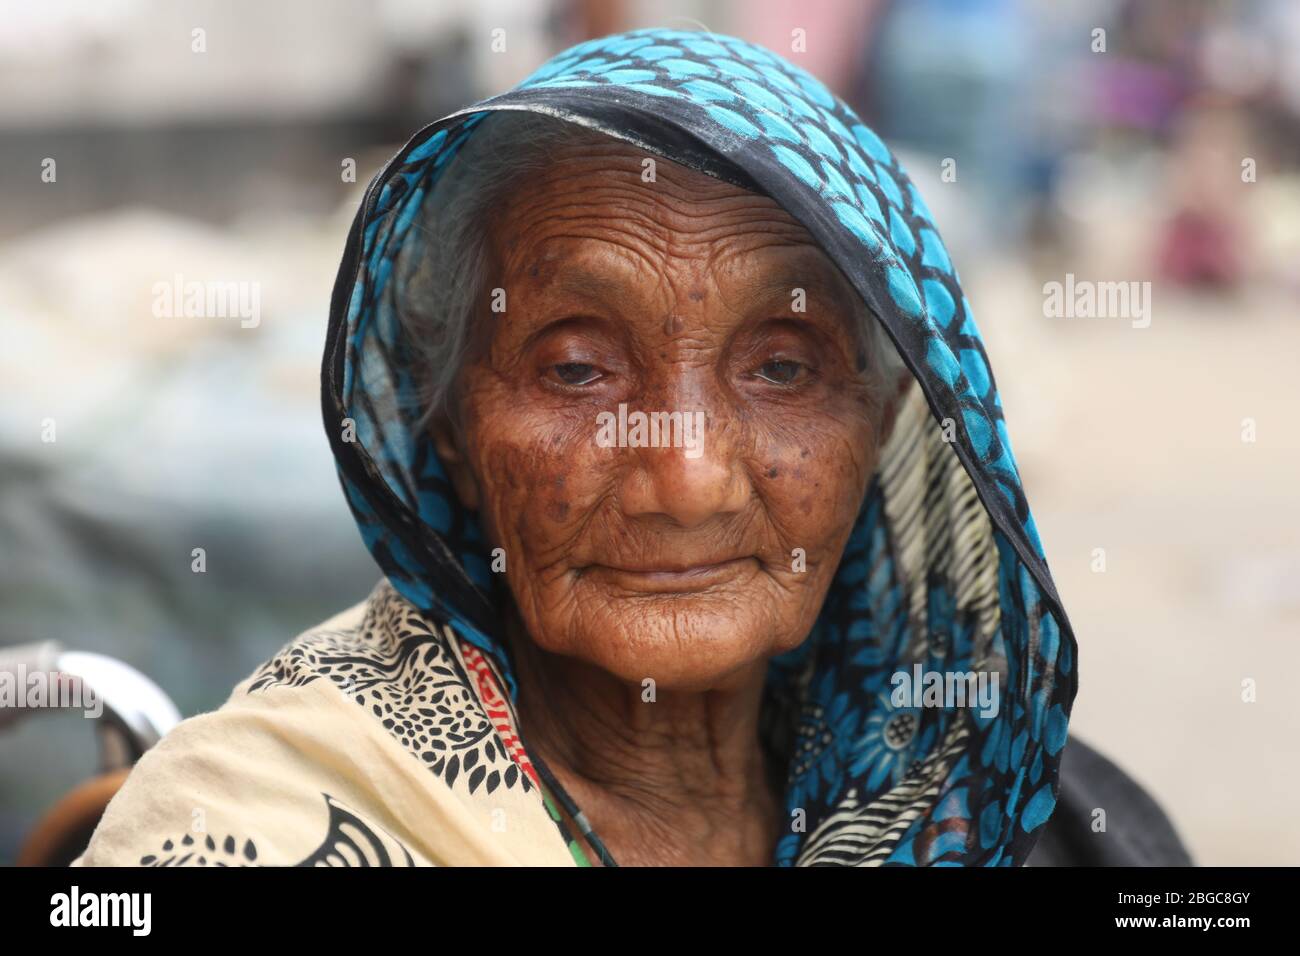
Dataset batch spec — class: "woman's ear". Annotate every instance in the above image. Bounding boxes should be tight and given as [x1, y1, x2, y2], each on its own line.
[430, 412, 481, 512]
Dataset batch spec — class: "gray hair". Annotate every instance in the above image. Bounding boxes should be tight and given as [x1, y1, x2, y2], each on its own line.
[393, 110, 906, 429]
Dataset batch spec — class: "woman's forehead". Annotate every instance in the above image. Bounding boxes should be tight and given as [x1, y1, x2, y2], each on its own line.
[485, 138, 850, 296]
[501, 234, 855, 305]
[490, 131, 790, 227]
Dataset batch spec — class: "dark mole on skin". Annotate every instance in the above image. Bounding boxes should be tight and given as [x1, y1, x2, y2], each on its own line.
[800, 448, 810, 458]
[767, 467, 779, 479]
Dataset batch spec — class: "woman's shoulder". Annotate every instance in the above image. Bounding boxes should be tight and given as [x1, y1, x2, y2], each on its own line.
[73, 585, 427, 866]
[74, 582, 568, 866]
[232, 581, 401, 695]
[1026, 734, 1194, 867]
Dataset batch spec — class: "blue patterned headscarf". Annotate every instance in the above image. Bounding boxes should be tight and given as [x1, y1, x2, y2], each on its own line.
[321, 28, 1077, 866]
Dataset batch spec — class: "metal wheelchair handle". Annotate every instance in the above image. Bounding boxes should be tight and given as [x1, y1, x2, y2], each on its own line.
[0, 641, 64, 731]
[0, 640, 181, 769]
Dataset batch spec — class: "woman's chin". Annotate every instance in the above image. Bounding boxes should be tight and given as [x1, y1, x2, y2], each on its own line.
[547, 602, 807, 692]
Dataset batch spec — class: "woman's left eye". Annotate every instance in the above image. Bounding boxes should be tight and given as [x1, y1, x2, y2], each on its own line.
[754, 359, 807, 385]
[550, 362, 603, 386]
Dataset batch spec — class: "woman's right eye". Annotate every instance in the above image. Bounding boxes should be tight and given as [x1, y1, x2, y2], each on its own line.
[549, 362, 602, 386]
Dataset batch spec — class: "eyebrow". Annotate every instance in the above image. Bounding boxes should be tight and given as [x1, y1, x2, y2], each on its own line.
[506, 265, 638, 355]
[548, 267, 639, 310]
[516, 242, 864, 349]
[738, 257, 861, 311]
[541, 258, 857, 312]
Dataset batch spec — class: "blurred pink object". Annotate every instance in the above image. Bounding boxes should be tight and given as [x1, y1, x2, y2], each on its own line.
[1158, 207, 1243, 287]
[745, 0, 880, 95]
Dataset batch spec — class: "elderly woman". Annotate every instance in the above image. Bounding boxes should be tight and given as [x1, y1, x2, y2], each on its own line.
[76, 28, 1188, 867]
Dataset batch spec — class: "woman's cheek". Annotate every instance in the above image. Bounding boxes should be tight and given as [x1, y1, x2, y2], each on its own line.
[750, 415, 874, 553]
[472, 408, 608, 558]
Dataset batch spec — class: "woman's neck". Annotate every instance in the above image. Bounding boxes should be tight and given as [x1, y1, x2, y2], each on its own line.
[506, 615, 782, 866]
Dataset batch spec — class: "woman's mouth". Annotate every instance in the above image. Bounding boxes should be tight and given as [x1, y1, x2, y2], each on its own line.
[584, 557, 758, 594]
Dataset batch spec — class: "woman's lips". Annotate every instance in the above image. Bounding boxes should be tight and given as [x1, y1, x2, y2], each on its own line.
[585, 557, 757, 594]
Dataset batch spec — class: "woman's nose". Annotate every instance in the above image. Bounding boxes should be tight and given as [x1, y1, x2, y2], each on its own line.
[616, 414, 751, 528]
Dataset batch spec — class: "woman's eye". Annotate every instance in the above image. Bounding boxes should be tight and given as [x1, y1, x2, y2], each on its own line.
[754, 359, 807, 385]
[549, 362, 602, 386]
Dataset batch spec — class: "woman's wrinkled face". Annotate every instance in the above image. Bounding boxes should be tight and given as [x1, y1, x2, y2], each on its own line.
[434, 136, 890, 691]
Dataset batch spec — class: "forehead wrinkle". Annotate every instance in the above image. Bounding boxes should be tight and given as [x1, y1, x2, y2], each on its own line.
[512, 135, 744, 204]
[487, 141, 862, 355]
[507, 192, 809, 262]
[712, 242, 864, 320]
[499, 145, 809, 242]
[506, 232, 676, 317]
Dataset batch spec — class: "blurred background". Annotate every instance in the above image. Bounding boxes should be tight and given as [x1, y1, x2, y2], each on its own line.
[2, 0, 1297, 866]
